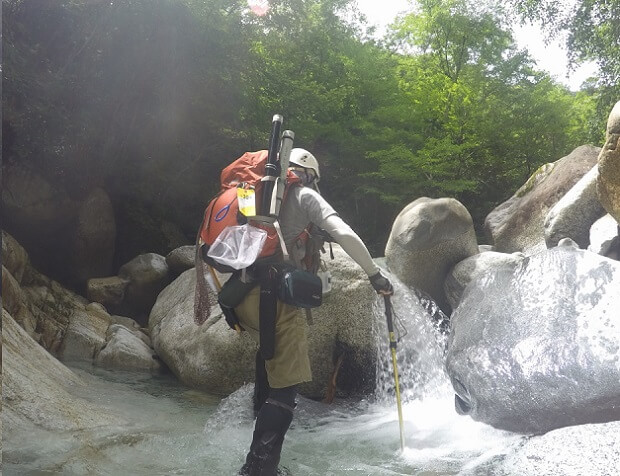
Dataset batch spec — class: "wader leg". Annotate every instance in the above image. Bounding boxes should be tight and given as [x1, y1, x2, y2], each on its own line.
[253, 351, 271, 417]
[239, 386, 296, 476]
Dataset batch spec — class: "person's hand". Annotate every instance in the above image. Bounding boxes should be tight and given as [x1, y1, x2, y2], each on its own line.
[369, 271, 393, 295]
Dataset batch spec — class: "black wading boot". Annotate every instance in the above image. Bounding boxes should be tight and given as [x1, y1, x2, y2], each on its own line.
[239, 390, 295, 476]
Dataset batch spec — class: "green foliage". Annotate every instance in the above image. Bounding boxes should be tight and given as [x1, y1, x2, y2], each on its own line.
[508, 0, 619, 123]
[374, 0, 602, 233]
[3, 0, 609, 261]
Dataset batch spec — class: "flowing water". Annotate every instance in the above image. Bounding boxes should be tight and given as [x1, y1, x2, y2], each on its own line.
[4, 287, 526, 475]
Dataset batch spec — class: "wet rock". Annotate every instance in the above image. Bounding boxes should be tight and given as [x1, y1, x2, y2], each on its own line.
[149, 268, 254, 395]
[444, 251, 525, 311]
[20, 268, 89, 354]
[446, 247, 620, 433]
[501, 421, 620, 475]
[109, 314, 142, 331]
[107, 321, 151, 348]
[58, 307, 110, 362]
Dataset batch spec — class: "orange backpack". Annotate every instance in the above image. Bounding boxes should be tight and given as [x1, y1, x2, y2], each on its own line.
[198, 150, 301, 273]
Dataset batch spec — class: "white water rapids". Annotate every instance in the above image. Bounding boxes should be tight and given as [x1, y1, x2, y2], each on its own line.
[4, 288, 526, 475]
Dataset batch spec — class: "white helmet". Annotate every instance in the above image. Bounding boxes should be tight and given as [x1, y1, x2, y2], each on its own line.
[288, 148, 320, 183]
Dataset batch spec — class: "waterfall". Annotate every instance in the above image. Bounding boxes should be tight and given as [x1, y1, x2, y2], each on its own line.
[373, 279, 452, 405]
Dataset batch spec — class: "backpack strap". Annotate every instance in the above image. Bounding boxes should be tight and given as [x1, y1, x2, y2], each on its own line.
[272, 219, 289, 261]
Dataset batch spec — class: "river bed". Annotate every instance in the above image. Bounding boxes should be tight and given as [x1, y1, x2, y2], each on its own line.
[3, 362, 524, 475]
[3, 290, 526, 475]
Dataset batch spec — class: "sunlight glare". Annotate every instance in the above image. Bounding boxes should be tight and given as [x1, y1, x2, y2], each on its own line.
[248, 0, 270, 17]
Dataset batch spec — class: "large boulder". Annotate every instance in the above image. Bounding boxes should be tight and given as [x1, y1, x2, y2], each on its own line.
[94, 324, 161, 372]
[70, 187, 116, 285]
[86, 275, 129, 309]
[118, 253, 171, 324]
[445, 246, 620, 433]
[544, 165, 606, 249]
[165, 245, 196, 278]
[597, 100, 620, 222]
[150, 268, 258, 396]
[385, 197, 479, 314]
[150, 245, 394, 398]
[484, 145, 601, 255]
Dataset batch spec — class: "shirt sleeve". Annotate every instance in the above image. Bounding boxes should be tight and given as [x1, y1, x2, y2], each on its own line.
[297, 188, 380, 277]
[318, 215, 380, 278]
[321, 215, 380, 277]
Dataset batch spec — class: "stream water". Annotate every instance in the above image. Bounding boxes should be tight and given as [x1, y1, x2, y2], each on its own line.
[4, 290, 526, 475]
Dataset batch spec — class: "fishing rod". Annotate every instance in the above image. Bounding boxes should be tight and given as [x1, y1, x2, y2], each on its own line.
[384, 295, 405, 451]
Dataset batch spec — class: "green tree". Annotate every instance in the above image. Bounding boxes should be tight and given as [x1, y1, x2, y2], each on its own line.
[508, 0, 619, 135]
[224, 0, 406, 250]
[382, 0, 594, 231]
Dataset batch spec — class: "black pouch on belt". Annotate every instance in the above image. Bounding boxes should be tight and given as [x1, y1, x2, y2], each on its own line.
[217, 272, 257, 331]
[278, 266, 322, 308]
[259, 266, 278, 360]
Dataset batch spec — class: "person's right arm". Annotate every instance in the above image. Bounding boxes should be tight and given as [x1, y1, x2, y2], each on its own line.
[300, 188, 393, 294]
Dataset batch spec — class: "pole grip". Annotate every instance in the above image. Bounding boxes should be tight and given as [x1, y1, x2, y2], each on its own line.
[384, 295, 395, 334]
[268, 114, 283, 167]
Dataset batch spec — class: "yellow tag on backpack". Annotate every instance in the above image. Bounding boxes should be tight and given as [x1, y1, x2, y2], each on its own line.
[237, 186, 256, 217]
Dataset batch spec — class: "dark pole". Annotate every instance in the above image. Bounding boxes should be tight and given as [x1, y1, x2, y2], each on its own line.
[260, 114, 283, 216]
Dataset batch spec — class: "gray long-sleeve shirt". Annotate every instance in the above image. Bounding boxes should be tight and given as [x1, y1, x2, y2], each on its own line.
[279, 186, 380, 277]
